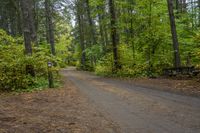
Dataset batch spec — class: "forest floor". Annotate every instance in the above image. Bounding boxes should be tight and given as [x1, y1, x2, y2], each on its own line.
[0, 67, 200, 133]
[0, 76, 120, 133]
[110, 76, 200, 97]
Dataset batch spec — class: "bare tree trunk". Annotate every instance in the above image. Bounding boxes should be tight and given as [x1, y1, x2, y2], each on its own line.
[76, 1, 86, 68]
[167, 0, 181, 68]
[109, 0, 120, 71]
[45, 0, 56, 56]
[198, 0, 200, 26]
[30, 0, 37, 45]
[20, 0, 35, 76]
[129, 4, 135, 61]
[176, 0, 179, 11]
[102, 6, 109, 47]
[97, 5, 105, 48]
[20, 0, 32, 55]
[85, 0, 96, 45]
[191, 0, 194, 29]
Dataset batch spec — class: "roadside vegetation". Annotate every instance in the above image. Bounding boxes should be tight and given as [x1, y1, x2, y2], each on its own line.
[0, 0, 200, 92]
[72, 0, 200, 78]
[0, 29, 62, 92]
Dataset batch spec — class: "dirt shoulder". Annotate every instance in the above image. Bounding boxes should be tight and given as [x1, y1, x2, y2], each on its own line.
[111, 77, 200, 97]
[82, 68, 200, 97]
[0, 77, 120, 133]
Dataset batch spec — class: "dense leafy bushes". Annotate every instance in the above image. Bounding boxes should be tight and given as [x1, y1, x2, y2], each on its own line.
[0, 30, 59, 91]
[95, 43, 171, 77]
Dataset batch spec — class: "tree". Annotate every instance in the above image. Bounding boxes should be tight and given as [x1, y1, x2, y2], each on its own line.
[29, 0, 37, 45]
[20, 0, 35, 76]
[20, 0, 33, 55]
[45, 0, 56, 56]
[109, 0, 120, 71]
[76, 0, 86, 68]
[85, 0, 96, 45]
[198, 0, 200, 26]
[167, 0, 181, 68]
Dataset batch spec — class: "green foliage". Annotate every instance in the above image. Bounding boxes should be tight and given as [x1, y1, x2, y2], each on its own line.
[95, 45, 152, 77]
[56, 33, 74, 68]
[85, 44, 103, 60]
[95, 53, 113, 76]
[0, 29, 60, 91]
[76, 0, 200, 78]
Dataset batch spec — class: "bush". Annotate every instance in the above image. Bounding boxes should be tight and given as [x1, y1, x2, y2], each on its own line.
[0, 29, 59, 91]
[95, 53, 113, 76]
[95, 44, 165, 78]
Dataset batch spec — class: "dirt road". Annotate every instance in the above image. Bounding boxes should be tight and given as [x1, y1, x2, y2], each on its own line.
[1, 67, 200, 133]
[64, 68, 200, 133]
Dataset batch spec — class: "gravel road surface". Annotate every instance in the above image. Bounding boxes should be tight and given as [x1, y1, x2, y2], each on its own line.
[64, 68, 200, 133]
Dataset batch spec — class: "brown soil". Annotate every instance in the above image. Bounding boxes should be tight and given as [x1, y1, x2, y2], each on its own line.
[0, 77, 120, 133]
[122, 77, 200, 97]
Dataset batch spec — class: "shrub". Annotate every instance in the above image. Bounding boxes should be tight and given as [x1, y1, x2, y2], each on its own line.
[0, 29, 59, 91]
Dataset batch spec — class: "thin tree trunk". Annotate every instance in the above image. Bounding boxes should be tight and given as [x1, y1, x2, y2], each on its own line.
[176, 0, 179, 11]
[102, 9, 109, 47]
[148, 1, 152, 75]
[97, 6, 105, 48]
[191, 0, 194, 29]
[129, 8, 135, 61]
[77, 1, 86, 68]
[109, 0, 120, 71]
[85, 0, 96, 45]
[31, 0, 38, 45]
[45, 0, 56, 56]
[198, 0, 200, 26]
[17, 8, 23, 35]
[167, 0, 181, 68]
[15, 0, 23, 35]
[85, 0, 97, 68]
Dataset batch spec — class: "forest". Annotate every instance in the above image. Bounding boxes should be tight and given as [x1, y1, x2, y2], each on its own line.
[0, 0, 200, 91]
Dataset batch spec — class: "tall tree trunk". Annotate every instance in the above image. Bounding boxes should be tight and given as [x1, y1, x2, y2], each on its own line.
[20, 0, 32, 55]
[198, 0, 200, 26]
[101, 5, 109, 48]
[9, 10, 17, 36]
[147, 1, 153, 75]
[79, 15, 86, 69]
[176, 0, 179, 11]
[85, 0, 96, 45]
[191, 0, 194, 29]
[30, 0, 37, 45]
[128, 3, 135, 61]
[45, 0, 56, 56]
[97, 3, 109, 51]
[109, 0, 120, 71]
[97, 5, 105, 48]
[15, 0, 23, 35]
[45, 17, 50, 44]
[20, 0, 35, 76]
[85, 0, 97, 68]
[76, 1, 86, 68]
[167, 0, 181, 68]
